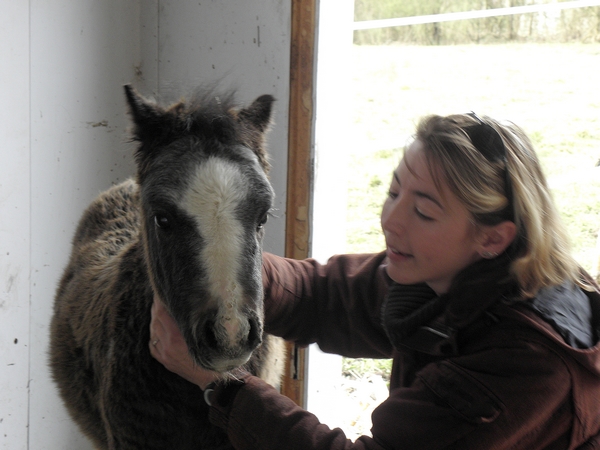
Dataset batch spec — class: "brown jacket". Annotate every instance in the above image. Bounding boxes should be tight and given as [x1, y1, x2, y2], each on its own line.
[209, 252, 600, 449]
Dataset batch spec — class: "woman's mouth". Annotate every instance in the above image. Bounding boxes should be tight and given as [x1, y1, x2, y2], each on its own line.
[387, 245, 412, 260]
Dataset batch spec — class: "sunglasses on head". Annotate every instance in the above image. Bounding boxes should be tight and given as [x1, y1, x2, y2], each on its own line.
[465, 112, 514, 222]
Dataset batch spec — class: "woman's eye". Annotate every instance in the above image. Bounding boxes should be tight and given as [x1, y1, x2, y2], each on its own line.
[154, 214, 171, 230]
[415, 209, 434, 221]
[388, 191, 398, 200]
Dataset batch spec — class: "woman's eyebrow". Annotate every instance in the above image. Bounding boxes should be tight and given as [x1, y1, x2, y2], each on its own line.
[394, 171, 444, 210]
[415, 191, 444, 210]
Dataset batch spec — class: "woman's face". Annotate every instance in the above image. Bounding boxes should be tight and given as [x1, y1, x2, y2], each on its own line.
[381, 139, 483, 294]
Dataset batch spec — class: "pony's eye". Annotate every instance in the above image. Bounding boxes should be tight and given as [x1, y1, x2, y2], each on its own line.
[154, 214, 171, 230]
[257, 214, 268, 231]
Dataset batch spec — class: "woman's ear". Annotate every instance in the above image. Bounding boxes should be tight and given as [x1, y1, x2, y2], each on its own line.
[477, 221, 517, 259]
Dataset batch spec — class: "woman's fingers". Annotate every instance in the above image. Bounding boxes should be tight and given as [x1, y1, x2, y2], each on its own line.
[148, 295, 221, 388]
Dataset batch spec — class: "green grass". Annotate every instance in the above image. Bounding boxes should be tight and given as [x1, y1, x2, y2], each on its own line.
[342, 357, 393, 384]
[342, 42, 600, 379]
[345, 43, 600, 272]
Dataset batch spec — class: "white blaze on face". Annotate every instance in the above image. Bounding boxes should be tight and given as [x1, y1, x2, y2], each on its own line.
[182, 156, 250, 346]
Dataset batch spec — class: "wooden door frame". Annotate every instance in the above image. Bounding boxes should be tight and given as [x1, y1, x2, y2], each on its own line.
[280, 0, 317, 407]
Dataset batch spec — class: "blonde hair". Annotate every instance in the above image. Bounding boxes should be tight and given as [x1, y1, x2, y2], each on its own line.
[415, 114, 587, 298]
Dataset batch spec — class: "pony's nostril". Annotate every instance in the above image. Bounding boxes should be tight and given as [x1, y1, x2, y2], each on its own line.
[203, 319, 219, 349]
[247, 318, 262, 349]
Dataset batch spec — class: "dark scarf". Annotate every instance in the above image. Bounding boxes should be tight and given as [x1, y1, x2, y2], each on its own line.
[381, 254, 517, 351]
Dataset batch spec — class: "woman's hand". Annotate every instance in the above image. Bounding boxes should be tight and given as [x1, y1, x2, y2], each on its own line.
[149, 295, 221, 390]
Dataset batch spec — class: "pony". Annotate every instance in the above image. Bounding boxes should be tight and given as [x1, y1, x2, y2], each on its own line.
[49, 85, 285, 449]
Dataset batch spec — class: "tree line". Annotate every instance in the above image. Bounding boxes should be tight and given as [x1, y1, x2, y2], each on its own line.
[353, 0, 600, 45]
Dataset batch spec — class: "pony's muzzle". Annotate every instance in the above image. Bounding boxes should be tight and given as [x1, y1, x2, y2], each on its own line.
[195, 312, 263, 372]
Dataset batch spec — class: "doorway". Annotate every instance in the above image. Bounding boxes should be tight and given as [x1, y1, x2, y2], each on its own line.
[308, 0, 600, 440]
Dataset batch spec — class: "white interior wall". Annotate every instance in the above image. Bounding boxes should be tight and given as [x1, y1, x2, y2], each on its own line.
[0, 2, 290, 449]
[1, 3, 32, 448]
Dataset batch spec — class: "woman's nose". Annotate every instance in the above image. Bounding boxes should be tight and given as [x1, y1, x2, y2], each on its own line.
[381, 197, 406, 234]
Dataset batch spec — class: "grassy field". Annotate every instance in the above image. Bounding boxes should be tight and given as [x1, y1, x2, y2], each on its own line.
[344, 43, 600, 275]
[339, 42, 600, 395]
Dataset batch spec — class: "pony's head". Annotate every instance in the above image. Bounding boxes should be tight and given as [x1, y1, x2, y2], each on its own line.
[125, 85, 275, 373]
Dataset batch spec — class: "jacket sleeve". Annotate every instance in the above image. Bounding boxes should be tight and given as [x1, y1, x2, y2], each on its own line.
[209, 335, 574, 450]
[209, 374, 390, 450]
[261, 251, 393, 358]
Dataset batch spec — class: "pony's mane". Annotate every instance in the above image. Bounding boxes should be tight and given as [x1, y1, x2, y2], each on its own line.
[128, 88, 236, 145]
[169, 87, 238, 122]
[127, 84, 272, 174]
[159, 87, 243, 143]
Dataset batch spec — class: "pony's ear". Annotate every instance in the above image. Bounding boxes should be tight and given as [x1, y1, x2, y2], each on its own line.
[124, 85, 165, 142]
[238, 94, 275, 133]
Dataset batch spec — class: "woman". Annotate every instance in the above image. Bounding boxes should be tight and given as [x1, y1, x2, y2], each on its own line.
[150, 113, 600, 449]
